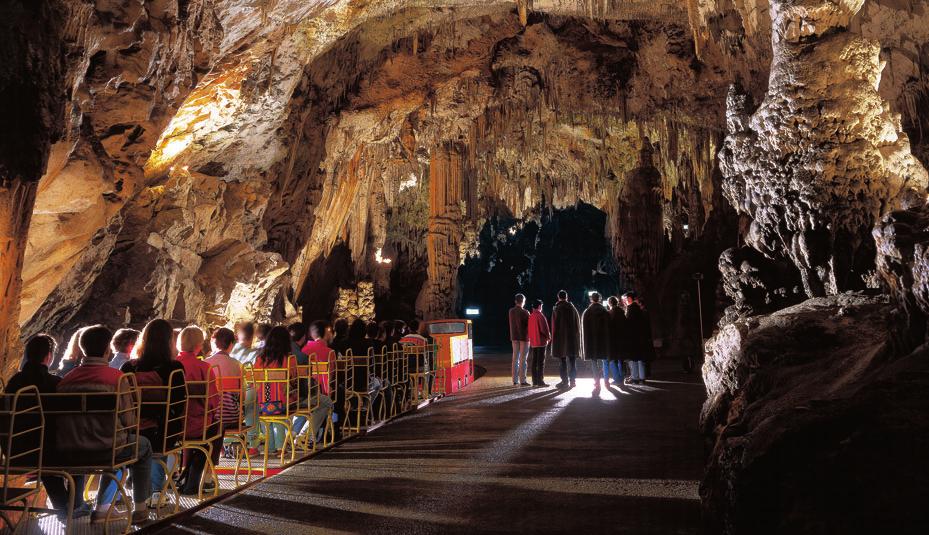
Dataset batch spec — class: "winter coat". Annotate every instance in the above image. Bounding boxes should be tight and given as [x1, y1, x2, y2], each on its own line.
[551, 300, 581, 359]
[528, 310, 551, 348]
[625, 302, 656, 362]
[608, 307, 631, 361]
[508, 306, 530, 342]
[581, 302, 611, 360]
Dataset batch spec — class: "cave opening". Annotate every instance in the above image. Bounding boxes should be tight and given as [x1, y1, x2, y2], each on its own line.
[458, 202, 620, 346]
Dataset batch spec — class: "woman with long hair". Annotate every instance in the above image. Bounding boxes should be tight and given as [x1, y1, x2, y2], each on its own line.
[348, 318, 369, 356]
[122, 318, 187, 496]
[56, 326, 89, 376]
[252, 326, 297, 455]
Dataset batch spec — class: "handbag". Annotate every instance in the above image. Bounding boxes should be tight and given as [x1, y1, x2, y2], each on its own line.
[259, 400, 284, 416]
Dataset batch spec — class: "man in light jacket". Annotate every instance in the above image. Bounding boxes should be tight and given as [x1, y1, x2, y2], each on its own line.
[508, 293, 531, 386]
[551, 290, 581, 388]
[581, 292, 611, 395]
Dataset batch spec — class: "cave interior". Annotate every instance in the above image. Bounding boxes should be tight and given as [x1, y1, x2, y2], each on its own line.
[2, 0, 929, 533]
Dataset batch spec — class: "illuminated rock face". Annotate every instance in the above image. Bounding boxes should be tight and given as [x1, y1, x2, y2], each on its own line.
[719, 0, 928, 298]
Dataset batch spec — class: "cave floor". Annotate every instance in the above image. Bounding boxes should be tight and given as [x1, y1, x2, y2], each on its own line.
[153, 351, 706, 534]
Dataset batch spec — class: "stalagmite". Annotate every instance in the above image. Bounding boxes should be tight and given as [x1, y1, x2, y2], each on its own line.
[613, 140, 664, 294]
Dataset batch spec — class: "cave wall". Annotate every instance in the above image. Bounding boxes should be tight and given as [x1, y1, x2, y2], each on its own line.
[701, 1, 929, 532]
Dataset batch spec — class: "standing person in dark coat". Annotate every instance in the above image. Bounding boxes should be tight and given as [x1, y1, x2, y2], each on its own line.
[551, 290, 581, 388]
[527, 299, 551, 387]
[604, 296, 627, 386]
[581, 292, 611, 395]
[623, 291, 655, 384]
[508, 294, 531, 386]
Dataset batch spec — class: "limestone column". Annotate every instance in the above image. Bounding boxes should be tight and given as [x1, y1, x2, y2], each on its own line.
[0, 180, 38, 376]
[614, 139, 664, 295]
[417, 143, 470, 320]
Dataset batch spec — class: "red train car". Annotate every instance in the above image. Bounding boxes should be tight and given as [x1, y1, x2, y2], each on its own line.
[427, 319, 474, 394]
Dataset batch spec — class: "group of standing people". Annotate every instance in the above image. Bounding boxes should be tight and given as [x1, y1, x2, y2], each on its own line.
[509, 290, 655, 393]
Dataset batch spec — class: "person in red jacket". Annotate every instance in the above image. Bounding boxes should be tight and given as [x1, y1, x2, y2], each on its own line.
[527, 299, 551, 387]
[175, 326, 220, 495]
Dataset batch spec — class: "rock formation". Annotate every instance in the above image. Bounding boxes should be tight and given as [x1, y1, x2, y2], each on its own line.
[701, 292, 929, 534]
[701, 2, 929, 532]
[719, 0, 928, 298]
[612, 139, 665, 294]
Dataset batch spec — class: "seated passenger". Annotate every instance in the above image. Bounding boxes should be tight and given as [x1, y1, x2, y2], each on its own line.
[230, 322, 260, 365]
[302, 320, 334, 395]
[254, 323, 272, 352]
[330, 318, 351, 356]
[57, 325, 153, 525]
[55, 326, 88, 377]
[287, 322, 309, 365]
[206, 327, 243, 424]
[400, 319, 428, 346]
[347, 319, 369, 357]
[4, 334, 90, 520]
[121, 319, 186, 499]
[252, 326, 298, 455]
[175, 327, 220, 496]
[109, 328, 140, 370]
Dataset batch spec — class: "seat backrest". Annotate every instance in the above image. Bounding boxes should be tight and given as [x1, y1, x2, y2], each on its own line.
[309, 351, 333, 396]
[39, 374, 141, 470]
[349, 351, 373, 392]
[0, 386, 44, 494]
[184, 365, 221, 442]
[248, 358, 298, 418]
[136, 368, 187, 454]
[333, 354, 354, 396]
[217, 369, 249, 434]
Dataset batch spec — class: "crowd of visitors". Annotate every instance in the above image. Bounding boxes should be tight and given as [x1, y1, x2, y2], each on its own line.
[3, 315, 433, 524]
[509, 290, 655, 393]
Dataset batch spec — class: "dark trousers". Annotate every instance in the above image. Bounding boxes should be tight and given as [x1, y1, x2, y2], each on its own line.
[179, 428, 222, 494]
[42, 474, 87, 511]
[559, 356, 577, 383]
[530, 347, 547, 385]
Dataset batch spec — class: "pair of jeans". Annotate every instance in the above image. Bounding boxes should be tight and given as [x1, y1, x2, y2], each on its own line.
[243, 386, 258, 447]
[530, 347, 547, 385]
[42, 474, 86, 512]
[603, 360, 623, 383]
[630, 360, 647, 380]
[292, 416, 308, 436]
[511, 341, 529, 383]
[149, 452, 176, 496]
[264, 422, 289, 452]
[97, 434, 154, 506]
[558, 357, 577, 383]
[179, 429, 222, 494]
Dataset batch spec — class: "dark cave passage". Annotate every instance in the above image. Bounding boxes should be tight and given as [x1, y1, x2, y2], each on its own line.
[458, 203, 620, 346]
